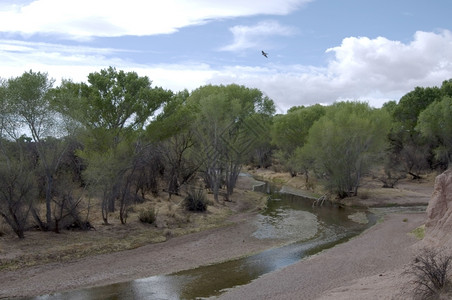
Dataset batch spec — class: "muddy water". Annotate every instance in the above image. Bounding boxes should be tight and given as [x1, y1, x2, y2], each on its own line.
[30, 186, 374, 300]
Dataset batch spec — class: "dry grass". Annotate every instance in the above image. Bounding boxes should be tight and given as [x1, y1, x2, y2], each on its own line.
[0, 186, 267, 271]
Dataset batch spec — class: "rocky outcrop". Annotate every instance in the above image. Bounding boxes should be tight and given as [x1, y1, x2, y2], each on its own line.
[424, 169, 452, 248]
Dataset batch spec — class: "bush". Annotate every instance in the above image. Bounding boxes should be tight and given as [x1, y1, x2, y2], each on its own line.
[406, 248, 452, 299]
[184, 188, 208, 212]
[138, 209, 156, 224]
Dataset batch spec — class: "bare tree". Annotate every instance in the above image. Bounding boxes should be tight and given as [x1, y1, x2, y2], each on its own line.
[0, 139, 36, 238]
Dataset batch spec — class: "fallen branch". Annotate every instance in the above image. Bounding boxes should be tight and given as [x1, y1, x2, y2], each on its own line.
[313, 194, 328, 207]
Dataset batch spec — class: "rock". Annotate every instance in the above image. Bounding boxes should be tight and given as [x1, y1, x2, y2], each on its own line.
[424, 169, 452, 248]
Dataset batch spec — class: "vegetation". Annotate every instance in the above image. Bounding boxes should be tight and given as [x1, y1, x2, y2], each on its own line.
[300, 102, 390, 197]
[406, 248, 452, 299]
[183, 188, 208, 212]
[138, 208, 156, 224]
[0, 67, 451, 240]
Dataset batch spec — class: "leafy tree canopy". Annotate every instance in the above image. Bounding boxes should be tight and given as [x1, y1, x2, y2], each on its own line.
[302, 101, 390, 197]
[55, 67, 172, 132]
[392, 86, 441, 133]
[417, 96, 452, 166]
[271, 104, 326, 155]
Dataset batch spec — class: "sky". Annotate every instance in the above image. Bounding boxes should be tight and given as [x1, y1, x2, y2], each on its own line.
[1, 0, 452, 113]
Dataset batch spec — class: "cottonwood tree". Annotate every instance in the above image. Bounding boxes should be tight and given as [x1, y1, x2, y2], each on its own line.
[0, 139, 37, 238]
[4, 71, 72, 229]
[147, 90, 198, 198]
[0, 84, 37, 238]
[388, 85, 443, 176]
[271, 104, 326, 177]
[417, 96, 452, 168]
[188, 84, 275, 201]
[301, 102, 390, 198]
[58, 67, 172, 224]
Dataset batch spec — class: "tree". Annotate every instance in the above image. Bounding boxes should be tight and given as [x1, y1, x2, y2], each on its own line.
[58, 67, 172, 224]
[417, 96, 452, 168]
[3, 71, 71, 229]
[392, 86, 441, 134]
[441, 79, 452, 98]
[188, 84, 275, 201]
[0, 139, 36, 238]
[301, 102, 390, 198]
[388, 85, 443, 177]
[0, 83, 37, 238]
[146, 90, 198, 198]
[271, 104, 326, 176]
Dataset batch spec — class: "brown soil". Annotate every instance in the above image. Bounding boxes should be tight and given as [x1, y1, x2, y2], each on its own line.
[0, 171, 436, 299]
[219, 212, 426, 300]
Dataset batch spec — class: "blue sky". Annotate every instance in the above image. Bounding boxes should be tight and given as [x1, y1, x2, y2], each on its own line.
[1, 0, 451, 112]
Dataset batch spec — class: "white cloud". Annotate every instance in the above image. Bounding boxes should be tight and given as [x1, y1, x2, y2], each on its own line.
[211, 30, 452, 110]
[0, 39, 131, 81]
[0, 39, 218, 91]
[220, 20, 296, 52]
[0, 0, 310, 39]
[325, 30, 452, 90]
[1, 30, 452, 113]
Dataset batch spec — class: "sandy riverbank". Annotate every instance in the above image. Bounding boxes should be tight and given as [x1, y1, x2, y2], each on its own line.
[0, 211, 426, 299]
[218, 211, 425, 300]
[0, 208, 292, 298]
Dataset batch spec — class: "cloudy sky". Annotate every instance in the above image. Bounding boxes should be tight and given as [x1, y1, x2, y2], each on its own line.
[1, 0, 451, 112]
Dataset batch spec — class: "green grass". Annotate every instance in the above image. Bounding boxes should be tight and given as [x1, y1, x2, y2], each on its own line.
[411, 224, 425, 239]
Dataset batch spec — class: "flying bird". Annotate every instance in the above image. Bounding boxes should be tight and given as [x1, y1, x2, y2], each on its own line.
[261, 50, 268, 58]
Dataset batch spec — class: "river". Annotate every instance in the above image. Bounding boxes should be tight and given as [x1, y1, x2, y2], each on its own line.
[29, 181, 374, 300]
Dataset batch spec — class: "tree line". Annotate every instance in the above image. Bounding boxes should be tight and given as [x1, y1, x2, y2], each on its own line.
[0, 67, 451, 238]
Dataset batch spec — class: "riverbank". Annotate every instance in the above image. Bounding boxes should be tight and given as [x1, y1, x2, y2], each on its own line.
[0, 210, 289, 298]
[0, 175, 290, 298]
[0, 209, 427, 299]
[0, 171, 434, 299]
[248, 168, 434, 207]
[214, 169, 433, 299]
[219, 211, 426, 300]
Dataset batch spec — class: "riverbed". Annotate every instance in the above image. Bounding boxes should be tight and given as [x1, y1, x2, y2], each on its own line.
[26, 183, 374, 300]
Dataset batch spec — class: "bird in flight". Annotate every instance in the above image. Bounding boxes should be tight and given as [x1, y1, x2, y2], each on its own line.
[261, 50, 268, 58]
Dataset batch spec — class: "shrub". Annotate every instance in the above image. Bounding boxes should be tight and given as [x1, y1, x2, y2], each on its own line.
[184, 188, 208, 212]
[406, 248, 452, 299]
[138, 209, 156, 224]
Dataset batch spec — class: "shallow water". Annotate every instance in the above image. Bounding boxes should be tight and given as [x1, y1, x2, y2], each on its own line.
[29, 186, 374, 300]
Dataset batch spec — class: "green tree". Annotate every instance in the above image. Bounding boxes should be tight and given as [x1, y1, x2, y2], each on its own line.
[302, 102, 390, 198]
[147, 90, 198, 198]
[388, 85, 443, 177]
[0, 81, 37, 238]
[3, 71, 72, 229]
[188, 84, 274, 201]
[271, 104, 326, 175]
[440, 79, 452, 97]
[392, 86, 441, 134]
[417, 96, 452, 168]
[58, 67, 171, 132]
[58, 67, 172, 224]
[0, 139, 37, 238]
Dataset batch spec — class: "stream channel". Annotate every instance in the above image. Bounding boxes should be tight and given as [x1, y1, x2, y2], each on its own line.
[31, 178, 376, 300]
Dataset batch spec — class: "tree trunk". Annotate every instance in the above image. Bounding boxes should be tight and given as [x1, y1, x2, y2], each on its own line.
[31, 207, 47, 231]
[45, 173, 53, 227]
